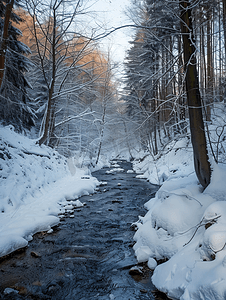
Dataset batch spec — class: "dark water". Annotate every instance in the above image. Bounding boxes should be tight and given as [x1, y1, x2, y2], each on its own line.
[0, 160, 167, 300]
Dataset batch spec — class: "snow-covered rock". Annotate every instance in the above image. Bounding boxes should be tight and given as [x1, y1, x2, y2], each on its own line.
[0, 125, 98, 257]
[132, 135, 226, 300]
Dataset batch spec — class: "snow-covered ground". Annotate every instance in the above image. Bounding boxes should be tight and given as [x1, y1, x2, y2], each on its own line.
[131, 103, 226, 300]
[0, 125, 99, 258]
[2, 102, 226, 300]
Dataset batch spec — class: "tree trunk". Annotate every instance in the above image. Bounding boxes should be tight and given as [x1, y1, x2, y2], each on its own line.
[37, 87, 54, 146]
[180, 1, 211, 189]
[37, 8, 57, 146]
[222, 0, 226, 56]
[0, 0, 14, 88]
[222, 0, 226, 101]
[206, 7, 213, 121]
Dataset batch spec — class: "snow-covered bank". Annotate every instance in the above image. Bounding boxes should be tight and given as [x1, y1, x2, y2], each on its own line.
[0, 125, 99, 258]
[132, 136, 226, 300]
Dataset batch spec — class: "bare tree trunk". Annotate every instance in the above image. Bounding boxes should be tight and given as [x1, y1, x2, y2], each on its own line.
[219, 0, 223, 100]
[178, 34, 186, 133]
[180, 1, 211, 189]
[222, 0, 226, 57]
[0, 0, 14, 88]
[206, 7, 213, 120]
[201, 27, 207, 94]
[222, 0, 226, 101]
[38, 7, 57, 146]
[95, 94, 105, 165]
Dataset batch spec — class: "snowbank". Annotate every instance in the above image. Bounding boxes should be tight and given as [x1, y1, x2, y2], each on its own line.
[132, 138, 226, 300]
[0, 125, 98, 257]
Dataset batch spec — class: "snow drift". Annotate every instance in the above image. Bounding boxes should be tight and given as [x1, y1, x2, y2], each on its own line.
[132, 134, 226, 300]
[0, 125, 98, 257]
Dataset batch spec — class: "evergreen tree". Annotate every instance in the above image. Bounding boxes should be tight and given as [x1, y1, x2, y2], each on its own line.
[0, 0, 34, 131]
[124, 0, 182, 154]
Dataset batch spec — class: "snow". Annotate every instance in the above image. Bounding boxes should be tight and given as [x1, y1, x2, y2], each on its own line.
[127, 169, 134, 173]
[147, 257, 157, 270]
[0, 125, 99, 258]
[106, 167, 124, 174]
[135, 245, 153, 263]
[2, 103, 226, 299]
[4, 288, 19, 295]
[131, 132, 226, 300]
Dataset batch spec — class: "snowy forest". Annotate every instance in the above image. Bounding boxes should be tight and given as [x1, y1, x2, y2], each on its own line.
[2, 0, 226, 299]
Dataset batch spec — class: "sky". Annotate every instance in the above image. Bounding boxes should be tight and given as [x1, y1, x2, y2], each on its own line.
[90, 0, 133, 69]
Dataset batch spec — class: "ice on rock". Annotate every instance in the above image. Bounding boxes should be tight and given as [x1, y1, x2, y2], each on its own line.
[99, 181, 108, 186]
[127, 170, 134, 173]
[64, 204, 74, 210]
[4, 288, 19, 295]
[203, 230, 226, 253]
[203, 201, 226, 221]
[148, 257, 157, 270]
[135, 246, 152, 263]
[74, 200, 83, 207]
[111, 163, 120, 168]
[129, 266, 143, 274]
[106, 168, 124, 174]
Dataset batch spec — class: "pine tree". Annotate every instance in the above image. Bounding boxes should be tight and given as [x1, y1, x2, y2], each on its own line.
[124, 0, 182, 153]
[0, 0, 34, 131]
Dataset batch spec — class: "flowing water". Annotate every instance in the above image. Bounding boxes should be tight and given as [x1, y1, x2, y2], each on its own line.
[0, 160, 168, 300]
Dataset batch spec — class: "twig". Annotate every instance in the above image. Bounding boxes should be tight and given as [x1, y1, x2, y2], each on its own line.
[183, 215, 221, 247]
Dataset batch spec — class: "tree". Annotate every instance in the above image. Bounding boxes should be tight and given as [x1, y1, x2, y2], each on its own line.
[124, 0, 185, 155]
[0, 0, 14, 88]
[180, 0, 211, 188]
[222, 0, 226, 57]
[16, 1, 119, 161]
[123, 0, 215, 188]
[0, 0, 34, 130]
[23, 0, 95, 146]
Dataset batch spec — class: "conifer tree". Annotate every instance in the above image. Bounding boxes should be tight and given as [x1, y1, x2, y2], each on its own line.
[0, 0, 34, 130]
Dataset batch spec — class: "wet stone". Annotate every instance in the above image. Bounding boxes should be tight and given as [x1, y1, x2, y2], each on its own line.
[129, 266, 143, 276]
[0, 160, 165, 300]
[30, 251, 41, 258]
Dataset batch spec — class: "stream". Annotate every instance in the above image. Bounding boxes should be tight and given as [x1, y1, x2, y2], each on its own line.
[0, 160, 168, 300]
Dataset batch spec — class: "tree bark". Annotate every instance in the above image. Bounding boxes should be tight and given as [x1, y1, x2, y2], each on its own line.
[222, 0, 226, 56]
[37, 8, 57, 146]
[206, 7, 213, 120]
[0, 0, 14, 89]
[180, 1, 211, 189]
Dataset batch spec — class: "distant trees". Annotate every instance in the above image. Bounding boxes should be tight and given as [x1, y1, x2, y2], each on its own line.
[0, 0, 122, 164]
[11, 0, 121, 163]
[3, 0, 223, 183]
[123, 0, 226, 188]
[124, 0, 184, 155]
[23, 0, 94, 146]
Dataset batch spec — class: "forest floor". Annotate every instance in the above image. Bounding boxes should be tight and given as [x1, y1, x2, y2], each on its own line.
[0, 160, 167, 300]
